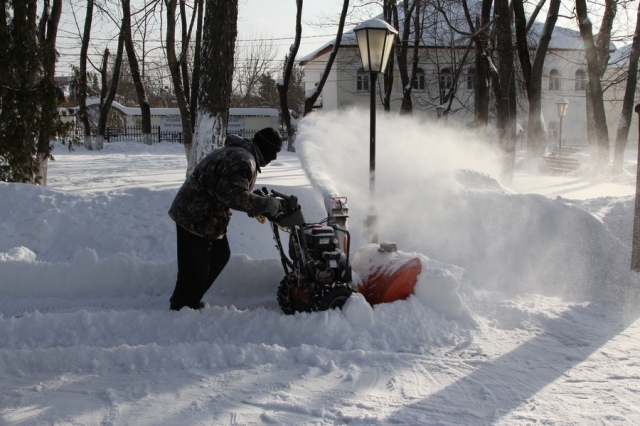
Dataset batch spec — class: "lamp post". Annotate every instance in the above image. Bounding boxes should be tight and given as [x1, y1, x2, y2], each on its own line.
[555, 98, 569, 158]
[354, 19, 398, 244]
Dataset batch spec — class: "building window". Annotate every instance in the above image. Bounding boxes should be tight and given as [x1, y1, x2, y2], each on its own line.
[413, 68, 426, 91]
[466, 68, 475, 90]
[356, 68, 369, 92]
[575, 69, 586, 91]
[549, 69, 561, 91]
[440, 68, 453, 100]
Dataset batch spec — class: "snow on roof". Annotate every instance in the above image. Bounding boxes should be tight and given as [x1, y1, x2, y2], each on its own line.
[299, 2, 615, 66]
[609, 43, 634, 68]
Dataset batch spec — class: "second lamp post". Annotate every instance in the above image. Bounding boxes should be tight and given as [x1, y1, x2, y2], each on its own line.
[354, 19, 398, 244]
[555, 98, 569, 157]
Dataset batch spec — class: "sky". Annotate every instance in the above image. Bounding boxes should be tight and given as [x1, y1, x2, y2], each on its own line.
[2, 110, 640, 423]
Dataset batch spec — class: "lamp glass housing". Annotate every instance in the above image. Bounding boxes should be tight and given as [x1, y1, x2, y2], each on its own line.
[556, 99, 569, 118]
[354, 19, 398, 74]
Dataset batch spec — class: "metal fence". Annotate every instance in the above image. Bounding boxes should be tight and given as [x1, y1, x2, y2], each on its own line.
[78, 127, 270, 144]
[547, 137, 589, 150]
[228, 129, 261, 140]
[103, 126, 183, 143]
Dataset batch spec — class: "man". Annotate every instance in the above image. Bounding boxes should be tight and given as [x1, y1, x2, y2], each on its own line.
[168, 127, 283, 311]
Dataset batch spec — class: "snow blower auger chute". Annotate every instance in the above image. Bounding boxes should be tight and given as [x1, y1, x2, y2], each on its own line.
[253, 188, 423, 313]
[253, 188, 355, 314]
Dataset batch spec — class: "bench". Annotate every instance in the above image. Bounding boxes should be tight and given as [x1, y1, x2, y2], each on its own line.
[542, 155, 580, 173]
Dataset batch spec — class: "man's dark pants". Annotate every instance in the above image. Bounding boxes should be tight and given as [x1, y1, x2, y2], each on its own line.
[170, 224, 231, 310]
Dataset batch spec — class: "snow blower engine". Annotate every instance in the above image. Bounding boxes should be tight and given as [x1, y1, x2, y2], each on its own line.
[253, 187, 354, 314]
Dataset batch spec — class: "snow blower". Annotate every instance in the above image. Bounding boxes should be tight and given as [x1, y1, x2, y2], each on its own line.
[254, 188, 423, 314]
[253, 187, 354, 314]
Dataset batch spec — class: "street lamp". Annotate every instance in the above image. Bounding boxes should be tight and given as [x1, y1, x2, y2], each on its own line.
[556, 98, 569, 157]
[354, 18, 398, 244]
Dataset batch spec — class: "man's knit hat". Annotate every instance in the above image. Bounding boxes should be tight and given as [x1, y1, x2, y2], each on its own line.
[253, 127, 283, 155]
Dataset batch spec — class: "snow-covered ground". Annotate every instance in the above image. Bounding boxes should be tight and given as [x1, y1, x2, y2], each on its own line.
[2, 109, 640, 425]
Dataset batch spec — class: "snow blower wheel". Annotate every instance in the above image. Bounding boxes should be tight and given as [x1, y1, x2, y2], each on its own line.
[277, 277, 296, 315]
[312, 282, 353, 312]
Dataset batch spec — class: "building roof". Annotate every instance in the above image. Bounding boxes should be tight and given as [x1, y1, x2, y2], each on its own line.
[299, 3, 615, 66]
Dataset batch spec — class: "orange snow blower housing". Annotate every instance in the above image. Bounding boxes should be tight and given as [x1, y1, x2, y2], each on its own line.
[351, 243, 423, 305]
[324, 197, 422, 306]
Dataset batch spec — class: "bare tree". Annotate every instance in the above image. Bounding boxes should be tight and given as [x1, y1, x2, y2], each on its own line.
[303, 0, 350, 116]
[513, 0, 561, 157]
[96, 31, 125, 150]
[189, 0, 238, 174]
[233, 33, 278, 107]
[78, 0, 94, 150]
[122, 0, 152, 145]
[278, 0, 302, 152]
[613, 2, 640, 173]
[393, 0, 420, 114]
[166, 0, 193, 159]
[35, 0, 63, 184]
[576, 0, 615, 166]
[382, 0, 396, 112]
[461, 0, 493, 128]
[190, 0, 204, 131]
[494, 0, 517, 184]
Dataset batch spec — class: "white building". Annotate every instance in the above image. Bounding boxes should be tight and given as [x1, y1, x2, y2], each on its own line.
[298, 6, 634, 149]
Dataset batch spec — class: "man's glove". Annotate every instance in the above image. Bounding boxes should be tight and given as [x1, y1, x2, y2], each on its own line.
[263, 196, 281, 218]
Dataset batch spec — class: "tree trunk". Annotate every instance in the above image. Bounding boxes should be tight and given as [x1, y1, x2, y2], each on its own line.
[613, 3, 640, 173]
[190, 0, 204, 134]
[179, 0, 192, 102]
[96, 31, 125, 150]
[277, 0, 302, 152]
[79, 0, 94, 150]
[576, 0, 611, 166]
[400, 1, 420, 115]
[463, 0, 491, 127]
[303, 0, 349, 116]
[122, 0, 152, 145]
[166, 0, 193, 157]
[495, 0, 517, 184]
[189, 0, 238, 174]
[382, 1, 395, 112]
[513, 0, 560, 157]
[35, 0, 62, 185]
[95, 48, 110, 151]
[394, 1, 415, 115]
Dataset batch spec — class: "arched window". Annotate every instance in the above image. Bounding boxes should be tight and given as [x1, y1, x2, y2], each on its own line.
[413, 68, 425, 91]
[440, 68, 453, 99]
[356, 68, 370, 93]
[549, 69, 561, 91]
[575, 69, 586, 91]
[466, 68, 475, 90]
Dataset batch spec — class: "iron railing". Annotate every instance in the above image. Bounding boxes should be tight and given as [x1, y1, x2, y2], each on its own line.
[76, 127, 270, 144]
[547, 137, 589, 150]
